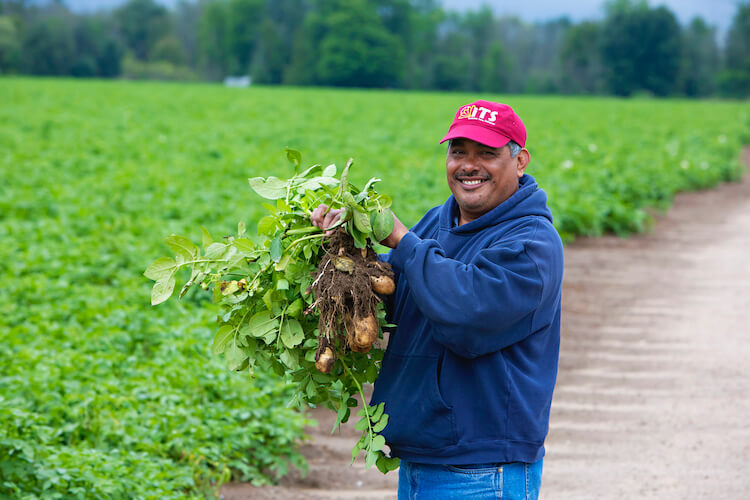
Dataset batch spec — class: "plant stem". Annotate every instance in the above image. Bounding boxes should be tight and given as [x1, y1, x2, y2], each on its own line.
[338, 353, 374, 451]
[288, 233, 325, 248]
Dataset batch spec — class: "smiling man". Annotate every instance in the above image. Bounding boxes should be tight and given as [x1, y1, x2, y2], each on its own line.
[312, 100, 564, 499]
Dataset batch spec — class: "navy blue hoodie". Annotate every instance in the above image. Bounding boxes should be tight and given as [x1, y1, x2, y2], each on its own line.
[371, 173, 563, 465]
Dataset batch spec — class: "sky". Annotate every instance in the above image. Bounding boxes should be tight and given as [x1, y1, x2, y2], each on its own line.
[65, 0, 737, 39]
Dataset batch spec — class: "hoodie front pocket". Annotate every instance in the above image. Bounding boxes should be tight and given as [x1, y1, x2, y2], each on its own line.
[373, 353, 458, 450]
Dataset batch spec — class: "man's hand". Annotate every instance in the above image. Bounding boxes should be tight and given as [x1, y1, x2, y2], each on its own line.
[310, 204, 344, 236]
[310, 204, 408, 248]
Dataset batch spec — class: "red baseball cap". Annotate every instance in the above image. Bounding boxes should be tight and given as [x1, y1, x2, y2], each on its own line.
[440, 100, 526, 148]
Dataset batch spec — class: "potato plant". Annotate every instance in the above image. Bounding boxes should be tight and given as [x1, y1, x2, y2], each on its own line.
[145, 149, 400, 474]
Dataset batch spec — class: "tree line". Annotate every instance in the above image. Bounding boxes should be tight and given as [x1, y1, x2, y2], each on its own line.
[1, 0, 749, 97]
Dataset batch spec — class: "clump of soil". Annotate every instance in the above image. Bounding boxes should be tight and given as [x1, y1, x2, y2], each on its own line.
[309, 228, 395, 370]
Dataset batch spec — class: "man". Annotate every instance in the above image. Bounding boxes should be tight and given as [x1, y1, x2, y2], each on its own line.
[312, 100, 564, 499]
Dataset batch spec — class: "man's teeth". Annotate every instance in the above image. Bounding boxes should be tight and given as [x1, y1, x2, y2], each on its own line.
[462, 179, 484, 185]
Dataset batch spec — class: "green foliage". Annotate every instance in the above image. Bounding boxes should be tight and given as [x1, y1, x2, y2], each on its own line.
[146, 151, 398, 470]
[601, 2, 682, 96]
[114, 0, 170, 61]
[1, 0, 749, 97]
[0, 78, 747, 497]
[0, 16, 20, 73]
[122, 54, 196, 81]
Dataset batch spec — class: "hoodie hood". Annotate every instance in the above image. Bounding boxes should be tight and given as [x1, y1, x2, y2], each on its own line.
[439, 173, 553, 233]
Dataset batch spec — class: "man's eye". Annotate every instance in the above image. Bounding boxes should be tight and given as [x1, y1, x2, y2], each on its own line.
[482, 151, 496, 157]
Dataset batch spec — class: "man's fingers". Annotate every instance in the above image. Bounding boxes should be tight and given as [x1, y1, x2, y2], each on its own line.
[311, 204, 329, 228]
[323, 212, 339, 230]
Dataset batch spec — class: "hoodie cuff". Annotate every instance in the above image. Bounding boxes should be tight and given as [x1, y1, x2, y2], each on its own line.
[388, 231, 421, 272]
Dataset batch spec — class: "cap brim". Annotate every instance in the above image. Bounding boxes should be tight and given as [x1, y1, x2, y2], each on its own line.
[440, 124, 511, 149]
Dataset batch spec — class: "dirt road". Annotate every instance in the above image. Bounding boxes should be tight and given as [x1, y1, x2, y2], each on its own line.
[223, 153, 750, 500]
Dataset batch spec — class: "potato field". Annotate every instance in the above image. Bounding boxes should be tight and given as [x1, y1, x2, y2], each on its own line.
[0, 77, 747, 499]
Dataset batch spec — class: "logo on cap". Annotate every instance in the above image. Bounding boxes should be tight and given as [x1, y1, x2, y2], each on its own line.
[457, 104, 499, 125]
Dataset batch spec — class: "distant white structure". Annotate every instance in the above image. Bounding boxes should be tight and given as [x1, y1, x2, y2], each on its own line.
[223, 76, 251, 88]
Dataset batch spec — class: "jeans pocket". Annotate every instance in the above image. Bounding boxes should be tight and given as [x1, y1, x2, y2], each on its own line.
[446, 464, 502, 475]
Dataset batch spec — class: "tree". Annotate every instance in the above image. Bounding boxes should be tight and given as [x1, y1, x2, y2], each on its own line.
[21, 14, 75, 75]
[679, 17, 719, 97]
[151, 35, 187, 65]
[479, 40, 514, 93]
[0, 15, 20, 73]
[601, 0, 682, 96]
[719, 3, 750, 97]
[250, 18, 285, 83]
[114, 0, 170, 61]
[315, 0, 404, 87]
[198, 0, 264, 78]
[560, 21, 603, 94]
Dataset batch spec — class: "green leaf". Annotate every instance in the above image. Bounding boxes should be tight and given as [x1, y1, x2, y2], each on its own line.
[353, 209, 372, 233]
[365, 450, 378, 469]
[262, 289, 274, 311]
[225, 340, 247, 371]
[354, 417, 369, 431]
[238, 221, 246, 237]
[286, 298, 303, 318]
[247, 310, 279, 338]
[298, 175, 339, 191]
[323, 164, 337, 177]
[285, 147, 302, 171]
[362, 177, 381, 193]
[343, 191, 356, 206]
[371, 434, 386, 452]
[279, 348, 299, 369]
[377, 193, 393, 209]
[351, 442, 362, 464]
[306, 380, 317, 399]
[201, 226, 213, 248]
[262, 330, 277, 344]
[249, 176, 288, 199]
[333, 404, 350, 433]
[280, 318, 304, 348]
[376, 455, 400, 474]
[372, 413, 389, 432]
[371, 209, 394, 242]
[212, 325, 234, 354]
[204, 242, 226, 259]
[150, 275, 176, 305]
[257, 215, 278, 236]
[350, 226, 367, 249]
[144, 257, 176, 281]
[234, 238, 254, 252]
[165, 235, 198, 260]
[220, 280, 239, 296]
[296, 163, 322, 178]
[371, 403, 385, 422]
[276, 278, 289, 290]
[338, 158, 352, 196]
[270, 236, 282, 262]
[274, 254, 291, 271]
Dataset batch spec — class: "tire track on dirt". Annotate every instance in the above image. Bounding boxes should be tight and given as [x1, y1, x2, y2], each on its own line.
[223, 152, 750, 500]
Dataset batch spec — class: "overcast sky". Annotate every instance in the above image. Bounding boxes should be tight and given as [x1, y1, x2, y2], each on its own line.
[66, 0, 737, 38]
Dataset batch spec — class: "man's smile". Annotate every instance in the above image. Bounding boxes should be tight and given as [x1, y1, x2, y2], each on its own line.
[456, 175, 490, 189]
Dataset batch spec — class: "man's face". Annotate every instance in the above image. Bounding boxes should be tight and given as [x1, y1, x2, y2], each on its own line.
[446, 138, 529, 225]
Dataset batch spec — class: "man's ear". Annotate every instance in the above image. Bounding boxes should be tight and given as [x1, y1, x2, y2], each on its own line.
[516, 149, 530, 177]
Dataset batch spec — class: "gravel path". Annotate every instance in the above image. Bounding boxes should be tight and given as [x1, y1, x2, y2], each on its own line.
[222, 152, 750, 500]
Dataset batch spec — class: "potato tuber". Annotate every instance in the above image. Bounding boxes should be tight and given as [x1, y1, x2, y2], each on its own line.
[315, 346, 335, 373]
[370, 275, 395, 295]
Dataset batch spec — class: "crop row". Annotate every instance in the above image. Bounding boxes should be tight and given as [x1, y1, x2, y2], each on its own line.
[0, 78, 747, 498]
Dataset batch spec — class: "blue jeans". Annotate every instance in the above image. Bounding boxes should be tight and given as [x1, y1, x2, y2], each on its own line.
[397, 459, 543, 499]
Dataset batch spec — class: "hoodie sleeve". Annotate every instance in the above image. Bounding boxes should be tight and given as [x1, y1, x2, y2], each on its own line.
[388, 228, 546, 358]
